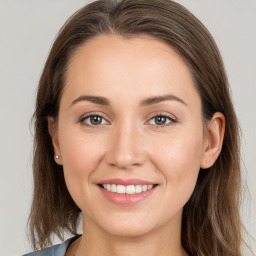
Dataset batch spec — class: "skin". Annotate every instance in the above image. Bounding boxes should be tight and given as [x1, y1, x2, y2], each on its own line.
[48, 34, 225, 256]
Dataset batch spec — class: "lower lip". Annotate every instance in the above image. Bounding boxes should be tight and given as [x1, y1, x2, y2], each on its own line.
[98, 185, 157, 206]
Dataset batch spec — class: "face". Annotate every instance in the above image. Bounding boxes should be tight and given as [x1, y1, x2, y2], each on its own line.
[50, 35, 207, 238]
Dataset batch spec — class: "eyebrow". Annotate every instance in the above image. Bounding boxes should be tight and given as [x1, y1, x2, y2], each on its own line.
[140, 94, 187, 106]
[71, 95, 110, 106]
[71, 94, 187, 107]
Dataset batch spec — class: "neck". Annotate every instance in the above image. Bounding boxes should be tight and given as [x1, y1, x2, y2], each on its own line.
[75, 215, 188, 256]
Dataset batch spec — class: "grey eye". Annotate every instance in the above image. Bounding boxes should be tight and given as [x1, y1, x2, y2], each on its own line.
[149, 116, 172, 126]
[90, 116, 102, 125]
[83, 115, 107, 126]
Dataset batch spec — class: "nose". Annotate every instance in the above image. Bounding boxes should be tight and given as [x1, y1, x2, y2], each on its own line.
[105, 121, 147, 170]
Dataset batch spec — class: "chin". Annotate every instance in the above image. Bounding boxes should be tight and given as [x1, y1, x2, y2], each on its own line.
[93, 211, 161, 238]
[103, 222, 154, 238]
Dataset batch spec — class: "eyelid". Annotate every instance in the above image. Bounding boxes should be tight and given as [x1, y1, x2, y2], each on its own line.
[145, 111, 178, 127]
[146, 111, 177, 121]
[78, 111, 178, 128]
[78, 111, 111, 127]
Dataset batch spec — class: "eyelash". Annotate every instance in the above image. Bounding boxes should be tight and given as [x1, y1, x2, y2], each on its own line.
[147, 112, 177, 128]
[78, 112, 110, 129]
[78, 112, 177, 129]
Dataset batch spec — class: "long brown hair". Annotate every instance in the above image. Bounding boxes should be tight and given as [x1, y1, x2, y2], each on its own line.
[29, 0, 244, 255]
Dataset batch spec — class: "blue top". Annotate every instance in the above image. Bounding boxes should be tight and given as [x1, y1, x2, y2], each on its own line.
[23, 235, 81, 256]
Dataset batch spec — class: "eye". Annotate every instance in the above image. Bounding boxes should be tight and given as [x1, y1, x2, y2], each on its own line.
[148, 115, 175, 126]
[80, 114, 108, 126]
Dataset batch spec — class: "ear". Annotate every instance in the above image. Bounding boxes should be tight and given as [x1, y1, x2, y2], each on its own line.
[200, 112, 225, 169]
[48, 117, 63, 165]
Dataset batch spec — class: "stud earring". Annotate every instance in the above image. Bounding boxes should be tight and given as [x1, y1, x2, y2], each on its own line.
[55, 155, 60, 159]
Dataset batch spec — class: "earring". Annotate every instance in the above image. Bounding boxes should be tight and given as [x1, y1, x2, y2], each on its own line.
[55, 155, 60, 159]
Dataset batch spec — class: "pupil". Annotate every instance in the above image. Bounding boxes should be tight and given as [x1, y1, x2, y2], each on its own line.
[156, 116, 166, 125]
[90, 116, 102, 125]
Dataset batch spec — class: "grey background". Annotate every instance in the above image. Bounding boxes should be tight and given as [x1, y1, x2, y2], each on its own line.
[0, 0, 255, 255]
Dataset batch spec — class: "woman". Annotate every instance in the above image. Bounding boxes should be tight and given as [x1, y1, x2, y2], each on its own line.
[25, 0, 244, 255]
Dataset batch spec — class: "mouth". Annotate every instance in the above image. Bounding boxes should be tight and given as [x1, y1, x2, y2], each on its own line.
[99, 183, 157, 194]
[97, 179, 158, 205]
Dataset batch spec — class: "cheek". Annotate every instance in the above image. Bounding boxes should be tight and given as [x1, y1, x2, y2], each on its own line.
[151, 127, 204, 191]
[58, 126, 105, 208]
[146, 127, 204, 221]
[61, 137, 103, 172]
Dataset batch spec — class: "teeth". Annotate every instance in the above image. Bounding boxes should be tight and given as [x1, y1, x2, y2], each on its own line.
[135, 185, 142, 193]
[148, 185, 153, 190]
[111, 184, 117, 192]
[116, 185, 126, 194]
[142, 185, 148, 191]
[126, 185, 135, 194]
[101, 184, 155, 194]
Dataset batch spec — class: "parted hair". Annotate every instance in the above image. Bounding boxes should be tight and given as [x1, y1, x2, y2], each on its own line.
[29, 0, 244, 255]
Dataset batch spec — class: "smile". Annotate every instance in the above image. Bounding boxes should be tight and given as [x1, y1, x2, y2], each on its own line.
[97, 179, 158, 205]
[101, 184, 154, 194]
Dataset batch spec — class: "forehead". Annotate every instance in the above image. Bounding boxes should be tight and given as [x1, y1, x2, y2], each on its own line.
[67, 34, 190, 80]
[62, 34, 200, 108]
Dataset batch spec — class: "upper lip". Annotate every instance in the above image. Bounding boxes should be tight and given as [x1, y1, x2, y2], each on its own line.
[98, 178, 156, 186]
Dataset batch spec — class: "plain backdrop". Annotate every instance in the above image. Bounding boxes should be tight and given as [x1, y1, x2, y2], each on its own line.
[0, 0, 255, 255]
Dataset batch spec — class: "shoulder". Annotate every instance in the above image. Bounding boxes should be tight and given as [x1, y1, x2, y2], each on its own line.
[23, 235, 81, 256]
